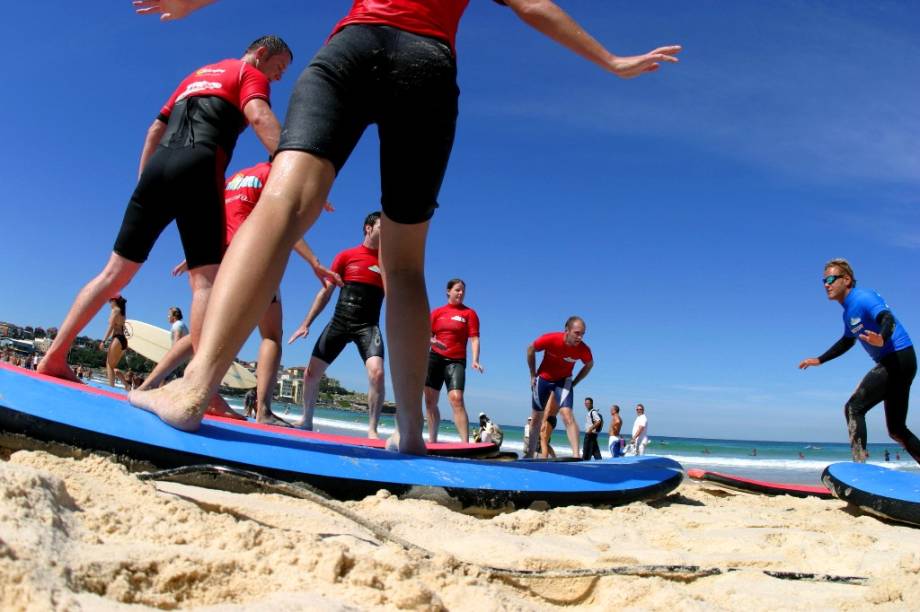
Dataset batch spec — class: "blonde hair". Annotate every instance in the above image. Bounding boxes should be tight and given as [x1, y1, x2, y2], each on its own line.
[824, 258, 856, 287]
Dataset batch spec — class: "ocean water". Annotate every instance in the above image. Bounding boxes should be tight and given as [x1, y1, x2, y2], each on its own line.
[234, 399, 920, 486]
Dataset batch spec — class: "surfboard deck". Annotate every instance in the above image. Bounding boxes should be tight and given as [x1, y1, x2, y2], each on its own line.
[124, 319, 257, 389]
[25, 365, 498, 458]
[0, 363, 683, 507]
[687, 469, 833, 499]
[822, 462, 920, 526]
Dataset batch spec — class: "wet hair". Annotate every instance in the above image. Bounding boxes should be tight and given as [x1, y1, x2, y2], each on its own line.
[447, 278, 465, 291]
[363, 211, 381, 234]
[246, 35, 293, 61]
[168, 306, 183, 321]
[109, 296, 127, 316]
[564, 315, 585, 330]
[824, 258, 856, 288]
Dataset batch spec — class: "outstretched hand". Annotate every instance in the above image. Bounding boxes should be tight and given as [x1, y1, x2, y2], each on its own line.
[314, 264, 343, 289]
[133, 0, 212, 21]
[287, 325, 309, 345]
[798, 358, 820, 370]
[472, 361, 485, 374]
[610, 45, 682, 78]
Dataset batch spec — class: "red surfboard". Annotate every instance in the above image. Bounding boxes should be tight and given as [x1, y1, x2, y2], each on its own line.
[2, 363, 499, 458]
[687, 468, 833, 499]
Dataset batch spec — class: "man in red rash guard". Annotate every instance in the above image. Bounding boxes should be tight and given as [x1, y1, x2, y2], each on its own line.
[133, 1, 680, 453]
[526, 316, 594, 458]
[424, 278, 482, 443]
[288, 213, 386, 438]
[40, 36, 292, 384]
[135, 161, 340, 424]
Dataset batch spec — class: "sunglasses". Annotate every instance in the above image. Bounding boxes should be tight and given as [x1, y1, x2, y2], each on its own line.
[822, 274, 844, 286]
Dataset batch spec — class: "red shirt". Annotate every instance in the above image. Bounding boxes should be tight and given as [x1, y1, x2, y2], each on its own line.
[160, 59, 270, 121]
[534, 332, 593, 381]
[430, 303, 479, 360]
[330, 245, 383, 289]
[332, 0, 505, 52]
[223, 162, 271, 246]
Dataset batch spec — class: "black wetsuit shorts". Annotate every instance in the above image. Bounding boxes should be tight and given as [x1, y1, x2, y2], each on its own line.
[278, 24, 458, 224]
[311, 282, 385, 364]
[425, 351, 466, 392]
[113, 143, 227, 269]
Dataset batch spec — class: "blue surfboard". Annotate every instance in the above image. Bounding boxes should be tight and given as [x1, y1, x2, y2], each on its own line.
[0, 363, 683, 507]
[822, 462, 920, 526]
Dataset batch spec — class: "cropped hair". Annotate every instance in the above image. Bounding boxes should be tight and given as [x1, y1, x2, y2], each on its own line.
[363, 211, 381, 233]
[824, 258, 856, 287]
[565, 315, 585, 330]
[247, 35, 293, 60]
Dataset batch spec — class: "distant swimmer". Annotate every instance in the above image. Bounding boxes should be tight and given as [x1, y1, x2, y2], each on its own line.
[288, 213, 385, 438]
[799, 258, 919, 466]
[424, 278, 483, 443]
[526, 316, 594, 458]
[39, 36, 293, 385]
[135, 161, 339, 425]
[132, 0, 681, 449]
[100, 296, 128, 388]
[608, 404, 624, 458]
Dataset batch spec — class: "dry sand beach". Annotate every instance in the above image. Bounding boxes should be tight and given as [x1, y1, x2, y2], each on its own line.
[2, 447, 919, 611]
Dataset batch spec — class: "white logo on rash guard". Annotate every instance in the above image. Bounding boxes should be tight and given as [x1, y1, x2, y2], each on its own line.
[368, 265, 381, 275]
[563, 357, 577, 363]
[177, 81, 224, 101]
[450, 315, 467, 323]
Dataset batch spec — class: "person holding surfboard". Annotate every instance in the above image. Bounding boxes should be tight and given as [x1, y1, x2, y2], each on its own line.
[39, 35, 294, 386]
[130, 0, 680, 451]
[100, 296, 129, 388]
[799, 258, 919, 466]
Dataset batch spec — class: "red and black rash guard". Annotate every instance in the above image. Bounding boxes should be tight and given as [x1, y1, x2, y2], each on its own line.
[331, 0, 506, 53]
[329, 245, 384, 324]
[223, 161, 271, 246]
[158, 59, 271, 158]
[534, 332, 593, 381]
[430, 303, 479, 360]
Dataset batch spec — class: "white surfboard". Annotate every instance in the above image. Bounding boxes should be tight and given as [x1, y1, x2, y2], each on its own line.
[124, 319, 257, 389]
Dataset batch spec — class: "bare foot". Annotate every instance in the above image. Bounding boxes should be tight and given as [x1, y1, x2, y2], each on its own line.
[256, 411, 291, 427]
[367, 429, 380, 440]
[206, 394, 244, 420]
[37, 357, 84, 384]
[385, 430, 427, 455]
[128, 379, 209, 432]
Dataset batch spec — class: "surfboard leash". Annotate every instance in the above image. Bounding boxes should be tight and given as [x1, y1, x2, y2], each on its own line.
[138, 464, 869, 587]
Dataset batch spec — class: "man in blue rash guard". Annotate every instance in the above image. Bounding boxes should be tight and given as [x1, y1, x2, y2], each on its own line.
[799, 258, 919, 465]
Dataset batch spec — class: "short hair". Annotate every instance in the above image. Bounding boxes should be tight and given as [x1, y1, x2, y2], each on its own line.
[565, 315, 585, 330]
[611, 405, 620, 413]
[585, 397, 593, 404]
[824, 258, 856, 287]
[636, 403, 645, 410]
[363, 211, 381, 234]
[246, 35, 293, 61]
[447, 278, 465, 291]
[169, 306, 183, 321]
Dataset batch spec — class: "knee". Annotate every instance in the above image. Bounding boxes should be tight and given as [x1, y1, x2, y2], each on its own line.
[447, 390, 463, 406]
[368, 368, 384, 387]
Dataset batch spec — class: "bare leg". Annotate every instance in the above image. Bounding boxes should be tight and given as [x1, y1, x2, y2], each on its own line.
[540, 394, 560, 458]
[129, 152, 334, 431]
[424, 386, 441, 443]
[297, 356, 329, 430]
[379, 216, 428, 455]
[527, 410, 544, 458]
[559, 406, 581, 458]
[255, 299, 286, 425]
[447, 389, 469, 443]
[105, 341, 125, 388]
[137, 334, 193, 390]
[39, 253, 140, 382]
[365, 356, 385, 438]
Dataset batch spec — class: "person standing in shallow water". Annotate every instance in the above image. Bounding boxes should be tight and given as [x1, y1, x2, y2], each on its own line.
[131, 0, 680, 454]
[799, 258, 920, 466]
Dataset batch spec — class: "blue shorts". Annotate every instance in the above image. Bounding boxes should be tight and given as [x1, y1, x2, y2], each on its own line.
[532, 376, 573, 412]
[609, 437, 623, 458]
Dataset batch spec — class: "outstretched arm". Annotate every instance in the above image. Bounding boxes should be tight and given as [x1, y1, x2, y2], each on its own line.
[502, 0, 680, 78]
[292, 239, 343, 289]
[799, 335, 856, 369]
[287, 284, 335, 344]
[133, 0, 217, 21]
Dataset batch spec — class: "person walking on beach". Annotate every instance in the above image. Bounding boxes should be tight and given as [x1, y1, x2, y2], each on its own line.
[630, 403, 649, 455]
[168, 307, 189, 346]
[130, 0, 681, 451]
[527, 316, 594, 458]
[608, 404, 624, 457]
[39, 36, 293, 385]
[425, 278, 482, 443]
[136, 161, 339, 425]
[582, 397, 603, 460]
[99, 296, 129, 388]
[799, 258, 919, 465]
[288, 213, 386, 437]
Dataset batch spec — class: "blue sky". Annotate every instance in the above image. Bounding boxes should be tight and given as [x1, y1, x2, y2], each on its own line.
[3, 1, 918, 442]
